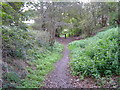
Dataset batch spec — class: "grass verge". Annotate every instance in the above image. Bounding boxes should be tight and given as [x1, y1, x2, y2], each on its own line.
[20, 42, 64, 88]
[68, 27, 119, 87]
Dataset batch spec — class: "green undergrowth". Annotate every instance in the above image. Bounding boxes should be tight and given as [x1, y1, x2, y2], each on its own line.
[68, 27, 119, 79]
[2, 26, 64, 88]
[21, 42, 64, 88]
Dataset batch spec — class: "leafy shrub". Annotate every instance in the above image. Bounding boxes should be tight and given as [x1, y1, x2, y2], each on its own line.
[30, 30, 51, 47]
[2, 26, 53, 60]
[2, 26, 36, 59]
[2, 72, 21, 88]
[69, 27, 119, 78]
[3, 72, 21, 83]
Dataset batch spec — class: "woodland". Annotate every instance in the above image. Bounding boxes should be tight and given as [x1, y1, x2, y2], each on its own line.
[1, 1, 120, 88]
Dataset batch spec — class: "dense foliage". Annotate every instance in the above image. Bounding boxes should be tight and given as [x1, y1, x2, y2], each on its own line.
[69, 27, 119, 79]
[2, 26, 35, 59]
[2, 25, 64, 88]
[1, 1, 119, 88]
[30, 2, 118, 38]
[1, 2, 64, 88]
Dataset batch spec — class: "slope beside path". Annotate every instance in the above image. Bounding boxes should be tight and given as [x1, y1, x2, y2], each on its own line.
[43, 37, 97, 88]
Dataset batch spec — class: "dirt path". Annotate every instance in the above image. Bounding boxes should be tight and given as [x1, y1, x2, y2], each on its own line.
[45, 45, 72, 88]
[43, 37, 74, 88]
[43, 37, 97, 88]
